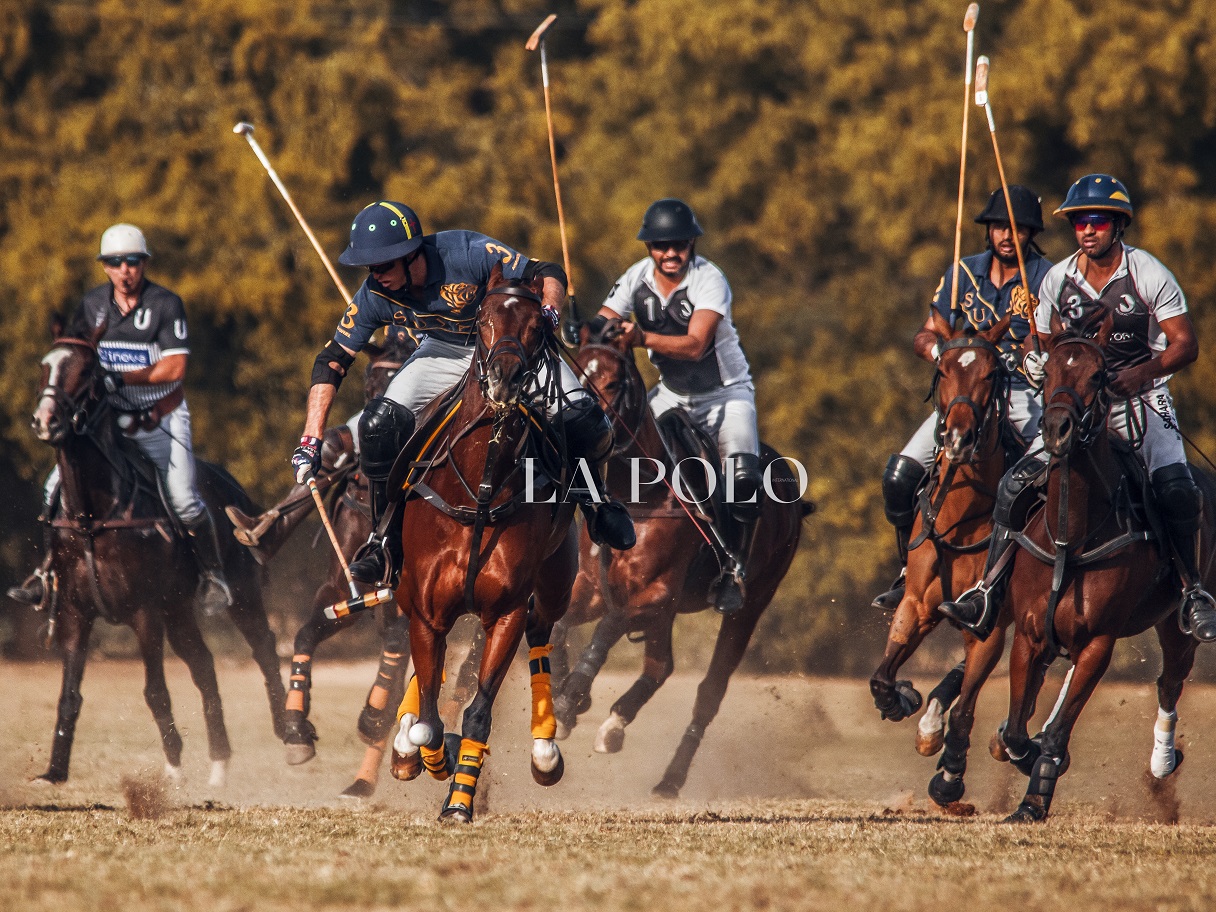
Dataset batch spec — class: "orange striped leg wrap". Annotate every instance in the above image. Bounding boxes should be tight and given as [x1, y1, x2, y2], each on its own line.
[444, 739, 489, 816]
[529, 645, 556, 740]
[420, 739, 451, 780]
[286, 654, 311, 714]
[395, 668, 447, 722]
[368, 651, 405, 711]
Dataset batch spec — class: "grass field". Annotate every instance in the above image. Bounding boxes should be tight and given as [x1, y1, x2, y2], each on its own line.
[2, 654, 1215, 911]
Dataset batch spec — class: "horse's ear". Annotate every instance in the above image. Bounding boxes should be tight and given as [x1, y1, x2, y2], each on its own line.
[487, 261, 505, 291]
[49, 311, 66, 340]
[930, 309, 953, 341]
[980, 312, 1012, 346]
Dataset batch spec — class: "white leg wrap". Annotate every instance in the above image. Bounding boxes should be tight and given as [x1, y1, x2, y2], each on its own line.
[208, 759, 228, 788]
[918, 698, 946, 740]
[395, 713, 420, 755]
[593, 712, 627, 754]
[532, 738, 561, 773]
[163, 762, 184, 785]
[1150, 707, 1178, 779]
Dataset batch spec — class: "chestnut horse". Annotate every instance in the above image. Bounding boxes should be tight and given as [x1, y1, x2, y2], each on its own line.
[30, 321, 285, 784]
[550, 320, 810, 798]
[997, 314, 1214, 821]
[386, 271, 578, 822]
[869, 313, 1016, 806]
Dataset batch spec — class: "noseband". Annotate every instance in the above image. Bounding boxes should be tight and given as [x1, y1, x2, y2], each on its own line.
[37, 338, 105, 437]
[474, 284, 548, 405]
[577, 343, 644, 456]
[1043, 335, 1111, 453]
[929, 334, 1009, 459]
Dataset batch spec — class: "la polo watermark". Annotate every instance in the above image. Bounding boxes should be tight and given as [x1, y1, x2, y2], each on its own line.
[522, 456, 809, 504]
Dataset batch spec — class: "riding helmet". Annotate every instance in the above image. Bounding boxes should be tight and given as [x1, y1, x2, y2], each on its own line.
[98, 223, 150, 260]
[1053, 174, 1134, 222]
[338, 201, 425, 267]
[637, 198, 703, 242]
[974, 185, 1044, 233]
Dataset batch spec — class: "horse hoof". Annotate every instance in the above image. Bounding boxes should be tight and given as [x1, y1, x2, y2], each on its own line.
[928, 771, 965, 807]
[357, 705, 393, 745]
[594, 714, 626, 754]
[439, 807, 473, 825]
[285, 741, 317, 766]
[340, 778, 376, 799]
[916, 728, 945, 757]
[1004, 802, 1048, 824]
[652, 781, 680, 800]
[575, 693, 593, 715]
[208, 759, 228, 789]
[554, 718, 572, 741]
[990, 725, 1011, 762]
[31, 773, 63, 787]
[391, 749, 422, 781]
[531, 751, 565, 787]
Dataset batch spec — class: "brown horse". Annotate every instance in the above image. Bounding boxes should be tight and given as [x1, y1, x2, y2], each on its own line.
[869, 313, 1015, 806]
[550, 320, 810, 798]
[997, 314, 1213, 821]
[30, 321, 285, 785]
[385, 271, 578, 822]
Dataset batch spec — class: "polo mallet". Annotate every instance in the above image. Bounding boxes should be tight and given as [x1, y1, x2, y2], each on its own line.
[974, 56, 1040, 352]
[526, 14, 580, 346]
[233, 121, 353, 307]
[307, 477, 359, 598]
[948, 3, 981, 316]
[322, 586, 395, 621]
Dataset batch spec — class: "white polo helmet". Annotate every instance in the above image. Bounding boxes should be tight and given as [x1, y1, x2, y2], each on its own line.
[98, 223, 150, 260]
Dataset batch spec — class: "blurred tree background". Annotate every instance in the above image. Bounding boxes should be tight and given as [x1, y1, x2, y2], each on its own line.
[2, 0, 1216, 678]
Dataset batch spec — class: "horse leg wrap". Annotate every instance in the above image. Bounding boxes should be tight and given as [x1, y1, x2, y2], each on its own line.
[926, 663, 966, 712]
[396, 674, 421, 722]
[442, 739, 489, 818]
[1151, 708, 1179, 779]
[1028, 754, 1060, 802]
[359, 651, 405, 742]
[286, 655, 312, 715]
[937, 729, 971, 779]
[529, 645, 556, 740]
[421, 736, 452, 781]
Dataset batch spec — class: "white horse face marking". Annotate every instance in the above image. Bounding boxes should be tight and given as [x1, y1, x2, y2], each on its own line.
[958, 351, 977, 368]
[33, 349, 75, 440]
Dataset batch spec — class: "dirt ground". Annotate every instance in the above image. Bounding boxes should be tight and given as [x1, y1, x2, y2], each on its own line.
[2, 654, 1215, 911]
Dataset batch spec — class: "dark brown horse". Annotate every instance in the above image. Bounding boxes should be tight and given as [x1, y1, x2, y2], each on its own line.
[30, 321, 285, 785]
[386, 270, 578, 822]
[226, 337, 422, 796]
[550, 320, 810, 798]
[996, 314, 1213, 821]
[869, 313, 1015, 806]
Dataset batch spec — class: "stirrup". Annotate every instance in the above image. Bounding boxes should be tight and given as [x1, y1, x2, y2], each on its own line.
[712, 566, 746, 616]
[1179, 586, 1216, 642]
[7, 569, 49, 608]
[938, 582, 995, 639]
[350, 536, 399, 588]
[871, 567, 906, 612]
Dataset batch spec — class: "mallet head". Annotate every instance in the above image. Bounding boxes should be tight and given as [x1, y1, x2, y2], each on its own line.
[964, 3, 979, 31]
[526, 13, 557, 51]
[233, 121, 254, 136]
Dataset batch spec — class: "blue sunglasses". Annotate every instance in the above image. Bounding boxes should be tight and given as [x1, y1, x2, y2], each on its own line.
[101, 255, 146, 268]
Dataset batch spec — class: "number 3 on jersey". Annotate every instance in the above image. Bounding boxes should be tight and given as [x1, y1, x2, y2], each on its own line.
[340, 301, 359, 330]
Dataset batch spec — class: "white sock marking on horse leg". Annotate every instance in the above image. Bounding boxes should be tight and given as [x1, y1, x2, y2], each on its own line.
[532, 738, 561, 773]
[395, 713, 419, 755]
[1041, 664, 1074, 731]
[918, 699, 946, 741]
[1151, 707, 1178, 779]
[942, 769, 959, 782]
[593, 712, 627, 754]
[164, 762, 184, 786]
[208, 759, 228, 788]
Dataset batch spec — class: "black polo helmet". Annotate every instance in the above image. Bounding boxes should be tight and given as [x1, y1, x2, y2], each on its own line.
[1053, 174, 1134, 223]
[974, 185, 1044, 233]
[637, 198, 703, 242]
[338, 201, 425, 267]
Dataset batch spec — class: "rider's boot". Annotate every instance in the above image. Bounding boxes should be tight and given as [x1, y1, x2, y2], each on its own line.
[938, 452, 1047, 640]
[347, 397, 415, 587]
[1153, 464, 1216, 642]
[565, 398, 635, 551]
[714, 453, 763, 616]
[872, 454, 926, 611]
[186, 511, 234, 617]
[7, 522, 54, 607]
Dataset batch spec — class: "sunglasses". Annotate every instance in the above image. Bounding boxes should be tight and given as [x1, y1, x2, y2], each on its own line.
[648, 240, 692, 253]
[367, 260, 397, 274]
[1071, 213, 1113, 231]
[101, 254, 146, 268]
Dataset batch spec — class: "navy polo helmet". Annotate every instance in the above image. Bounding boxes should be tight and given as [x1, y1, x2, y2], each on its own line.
[339, 201, 425, 267]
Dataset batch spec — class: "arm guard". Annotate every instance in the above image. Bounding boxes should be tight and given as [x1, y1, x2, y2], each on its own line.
[311, 340, 356, 388]
[523, 259, 568, 290]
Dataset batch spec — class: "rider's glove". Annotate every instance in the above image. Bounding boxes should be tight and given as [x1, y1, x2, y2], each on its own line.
[542, 304, 561, 330]
[291, 435, 323, 484]
[102, 371, 125, 394]
[1023, 350, 1049, 389]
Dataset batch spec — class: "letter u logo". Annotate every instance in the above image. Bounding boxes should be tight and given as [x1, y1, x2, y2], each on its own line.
[133, 309, 151, 330]
[174, 319, 187, 340]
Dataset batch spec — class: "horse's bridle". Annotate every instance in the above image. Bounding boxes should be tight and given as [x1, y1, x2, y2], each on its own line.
[1042, 334, 1112, 455]
[37, 338, 106, 438]
[473, 284, 548, 408]
[929, 334, 1010, 462]
[576, 343, 645, 457]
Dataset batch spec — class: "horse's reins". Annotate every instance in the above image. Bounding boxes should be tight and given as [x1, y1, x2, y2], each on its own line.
[566, 342, 721, 555]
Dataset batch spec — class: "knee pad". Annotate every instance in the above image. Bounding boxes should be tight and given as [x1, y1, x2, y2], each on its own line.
[994, 454, 1048, 528]
[563, 397, 613, 463]
[358, 396, 416, 481]
[881, 454, 926, 527]
[728, 452, 762, 522]
[1152, 463, 1201, 526]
